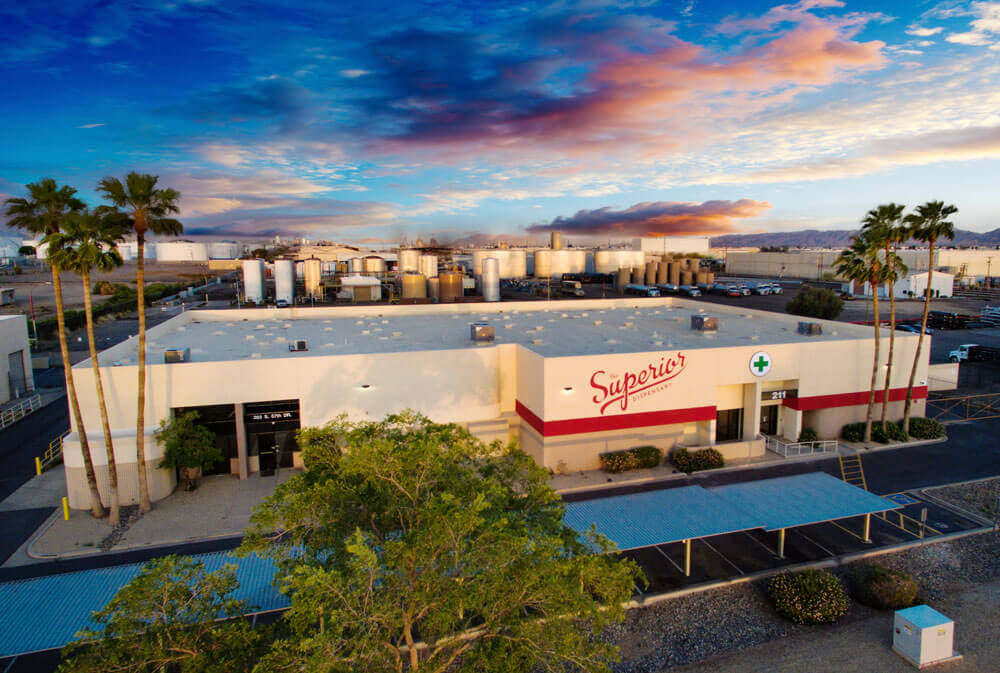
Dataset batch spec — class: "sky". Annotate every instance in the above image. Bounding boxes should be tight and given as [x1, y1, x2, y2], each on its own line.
[1, 0, 999, 245]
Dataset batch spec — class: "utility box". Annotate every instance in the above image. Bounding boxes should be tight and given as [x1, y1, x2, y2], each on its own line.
[892, 605, 961, 669]
[470, 322, 495, 343]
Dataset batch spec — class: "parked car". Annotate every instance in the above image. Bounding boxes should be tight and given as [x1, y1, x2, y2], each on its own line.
[748, 282, 771, 295]
[655, 283, 679, 294]
[711, 282, 730, 295]
[678, 284, 702, 297]
[896, 324, 933, 335]
[625, 284, 660, 297]
[276, 299, 290, 308]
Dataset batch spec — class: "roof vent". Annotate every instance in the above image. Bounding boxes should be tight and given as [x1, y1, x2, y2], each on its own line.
[289, 339, 308, 352]
[691, 315, 718, 332]
[470, 322, 495, 342]
[164, 348, 189, 364]
[798, 322, 823, 336]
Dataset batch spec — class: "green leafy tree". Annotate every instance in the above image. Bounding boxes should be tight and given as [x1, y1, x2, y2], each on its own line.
[155, 411, 223, 490]
[836, 233, 884, 443]
[901, 201, 958, 435]
[18, 244, 35, 256]
[861, 204, 909, 424]
[242, 412, 641, 673]
[97, 172, 182, 513]
[58, 556, 264, 673]
[785, 287, 844, 320]
[45, 211, 127, 524]
[4, 179, 106, 518]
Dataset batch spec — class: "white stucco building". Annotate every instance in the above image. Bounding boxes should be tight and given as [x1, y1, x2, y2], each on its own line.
[863, 271, 954, 299]
[62, 298, 930, 509]
[1, 315, 34, 404]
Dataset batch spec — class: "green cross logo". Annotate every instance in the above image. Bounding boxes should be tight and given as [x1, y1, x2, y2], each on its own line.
[750, 351, 771, 377]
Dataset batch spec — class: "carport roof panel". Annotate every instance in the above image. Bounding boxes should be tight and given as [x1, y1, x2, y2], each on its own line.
[563, 485, 761, 551]
[709, 471, 900, 531]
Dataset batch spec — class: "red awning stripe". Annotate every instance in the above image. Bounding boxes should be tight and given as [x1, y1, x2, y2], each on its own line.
[515, 400, 716, 437]
[783, 386, 928, 411]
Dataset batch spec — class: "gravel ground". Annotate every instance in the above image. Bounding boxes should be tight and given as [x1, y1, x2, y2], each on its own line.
[930, 477, 1000, 521]
[606, 487, 1000, 672]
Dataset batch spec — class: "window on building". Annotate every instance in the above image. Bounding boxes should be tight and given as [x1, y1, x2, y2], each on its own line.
[716, 408, 743, 442]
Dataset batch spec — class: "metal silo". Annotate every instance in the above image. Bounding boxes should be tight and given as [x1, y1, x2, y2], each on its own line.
[669, 262, 681, 285]
[363, 255, 386, 276]
[533, 250, 551, 278]
[401, 272, 427, 299]
[594, 250, 613, 274]
[481, 257, 500, 302]
[399, 249, 420, 273]
[242, 259, 265, 303]
[305, 258, 322, 298]
[680, 270, 694, 286]
[657, 260, 668, 284]
[419, 254, 438, 278]
[439, 271, 464, 303]
[428, 277, 440, 302]
[631, 266, 644, 284]
[349, 257, 363, 273]
[275, 259, 295, 304]
[551, 231, 563, 250]
[696, 271, 710, 285]
[644, 261, 657, 286]
[616, 268, 629, 294]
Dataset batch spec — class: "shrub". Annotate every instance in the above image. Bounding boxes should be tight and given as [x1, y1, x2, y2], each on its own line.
[871, 421, 907, 443]
[841, 422, 865, 443]
[598, 446, 664, 473]
[904, 417, 945, 440]
[671, 447, 724, 473]
[786, 287, 844, 320]
[854, 565, 919, 610]
[798, 427, 819, 443]
[769, 569, 849, 624]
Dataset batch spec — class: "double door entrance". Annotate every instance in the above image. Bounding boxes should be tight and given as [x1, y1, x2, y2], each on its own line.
[760, 405, 779, 436]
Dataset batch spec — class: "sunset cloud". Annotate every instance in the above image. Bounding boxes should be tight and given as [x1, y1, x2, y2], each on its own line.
[526, 200, 772, 237]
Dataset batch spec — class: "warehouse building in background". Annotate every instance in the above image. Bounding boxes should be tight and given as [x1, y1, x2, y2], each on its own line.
[61, 298, 930, 508]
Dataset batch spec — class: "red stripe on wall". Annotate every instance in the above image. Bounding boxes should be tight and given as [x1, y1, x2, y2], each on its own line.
[783, 386, 928, 411]
[515, 400, 716, 437]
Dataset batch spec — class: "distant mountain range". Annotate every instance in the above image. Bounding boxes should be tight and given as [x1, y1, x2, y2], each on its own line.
[710, 228, 1000, 249]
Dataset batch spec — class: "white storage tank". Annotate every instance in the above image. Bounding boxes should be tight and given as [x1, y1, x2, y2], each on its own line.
[471, 249, 527, 279]
[481, 257, 500, 302]
[535, 249, 586, 278]
[274, 259, 295, 304]
[398, 249, 420, 273]
[304, 258, 322, 297]
[349, 257, 363, 273]
[208, 242, 240, 259]
[533, 249, 552, 278]
[155, 241, 209, 261]
[242, 259, 265, 304]
[418, 254, 438, 278]
[593, 249, 645, 274]
[363, 255, 385, 275]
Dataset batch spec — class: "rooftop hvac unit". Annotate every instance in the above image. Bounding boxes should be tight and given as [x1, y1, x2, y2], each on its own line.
[797, 321, 823, 335]
[470, 322, 495, 342]
[163, 348, 190, 364]
[690, 315, 718, 332]
[288, 339, 308, 352]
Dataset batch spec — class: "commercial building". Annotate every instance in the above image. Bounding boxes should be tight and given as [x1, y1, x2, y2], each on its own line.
[633, 237, 710, 256]
[0, 315, 34, 404]
[61, 298, 930, 509]
[726, 248, 997, 282]
[862, 271, 954, 299]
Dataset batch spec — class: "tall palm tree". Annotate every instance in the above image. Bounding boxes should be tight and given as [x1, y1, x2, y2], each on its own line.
[45, 211, 126, 525]
[4, 180, 106, 518]
[901, 201, 958, 435]
[97, 173, 182, 513]
[836, 233, 883, 443]
[861, 204, 908, 424]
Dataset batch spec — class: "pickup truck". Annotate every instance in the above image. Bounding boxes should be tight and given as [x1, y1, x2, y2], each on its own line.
[949, 344, 1000, 362]
[560, 280, 585, 297]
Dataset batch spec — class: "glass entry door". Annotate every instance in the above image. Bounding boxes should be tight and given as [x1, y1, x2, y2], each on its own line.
[760, 405, 778, 435]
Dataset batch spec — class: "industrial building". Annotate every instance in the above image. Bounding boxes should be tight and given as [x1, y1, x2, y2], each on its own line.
[862, 271, 954, 299]
[61, 298, 929, 509]
[0, 315, 33, 405]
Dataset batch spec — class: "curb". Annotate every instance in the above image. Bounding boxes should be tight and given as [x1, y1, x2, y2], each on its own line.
[27, 528, 245, 563]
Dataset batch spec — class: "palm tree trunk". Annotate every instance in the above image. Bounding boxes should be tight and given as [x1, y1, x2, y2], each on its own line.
[136, 235, 151, 513]
[881, 267, 896, 425]
[865, 279, 880, 444]
[53, 267, 105, 518]
[903, 241, 934, 435]
[83, 271, 120, 527]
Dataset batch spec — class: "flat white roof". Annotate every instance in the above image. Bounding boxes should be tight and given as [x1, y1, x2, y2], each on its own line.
[87, 298, 876, 366]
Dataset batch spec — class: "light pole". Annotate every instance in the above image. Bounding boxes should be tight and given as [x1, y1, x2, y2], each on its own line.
[27, 281, 51, 342]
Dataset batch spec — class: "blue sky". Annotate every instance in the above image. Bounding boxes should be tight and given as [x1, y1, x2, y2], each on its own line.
[2, 0, 999, 244]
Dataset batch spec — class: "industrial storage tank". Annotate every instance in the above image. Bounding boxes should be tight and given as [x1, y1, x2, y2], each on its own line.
[398, 249, 420, 273]
[471, 249, 527, 279]
[363, 256, 386, 276]
[274, 259, 295, 304]
[644, 261, 657, 286]
[669, 262, 681, 285]
[481, 257, 500, 302]
[594, 249, 645, 274]
[208, 242, 240, 259]
[400, 272, 427, 299]
[631, 267, 644, 284]
[304, 258, 322, 297]
[695, 271, 710, 285]
[349, 257, 363, 273]
[242, 259, 265, 303]
[439, 271, 464, 303]
[427, 277, 440, 302]
[616, 268, 629, 294]
[551, 231, 563, 250]
[295, 261, 305, 279]
[155, 241, 209, 261]
[680, 270, 694, 286]
[533, 249, 586, 278]
[419, 254, 438, 278]
[657, 261, 668, 284]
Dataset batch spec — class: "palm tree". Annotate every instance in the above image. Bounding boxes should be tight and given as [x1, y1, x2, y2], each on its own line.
[836, 233, 883, 444]
[45, 211, 126, 525]
[901, 201, 958, 435]
[97, 173, 182, 513]
[861, 204, 908, 424]
[4, 179, 106, 518]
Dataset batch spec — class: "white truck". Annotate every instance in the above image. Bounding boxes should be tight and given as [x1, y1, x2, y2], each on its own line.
[948, 344, 1000, 362]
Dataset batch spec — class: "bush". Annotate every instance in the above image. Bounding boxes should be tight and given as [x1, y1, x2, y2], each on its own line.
[854, 565, 919, 610]
[798, 427, 819, 443]
[598, 445, 663, 473]
[871, 421, 907, 443]
[671, 447, 724, 473]
[841, 422, 865, 442]
[769, 569, 849, 624]
[786, 287, 844, 320]
[905, 417, 945, 440]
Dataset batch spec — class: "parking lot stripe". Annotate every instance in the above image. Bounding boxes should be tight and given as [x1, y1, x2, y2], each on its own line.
[793, 529, 836, 557]
[828, 519, 866, 541]
[699, 539, 744, 575]
[653, 544, 685, 575]
[741, 530, 779, 557]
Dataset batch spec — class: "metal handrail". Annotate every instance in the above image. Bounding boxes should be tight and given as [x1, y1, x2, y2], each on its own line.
[765, 434, 838, 457]
[36, 429, 69, 475]
[0, 393, 41, 430]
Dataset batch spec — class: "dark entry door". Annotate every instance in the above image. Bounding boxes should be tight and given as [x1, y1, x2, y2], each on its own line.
[760, 405, 778, 435]
[7, 350, 26, 399]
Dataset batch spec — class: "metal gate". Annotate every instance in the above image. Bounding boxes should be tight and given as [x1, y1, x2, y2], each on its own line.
[926, 393, 1000, 422]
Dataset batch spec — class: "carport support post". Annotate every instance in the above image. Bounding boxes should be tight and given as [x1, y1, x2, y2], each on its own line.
[684, 539, 691, 577]
[863, 513, 871, 543]
[235, 402, 248, 481]
[778, 528, 785, 558]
